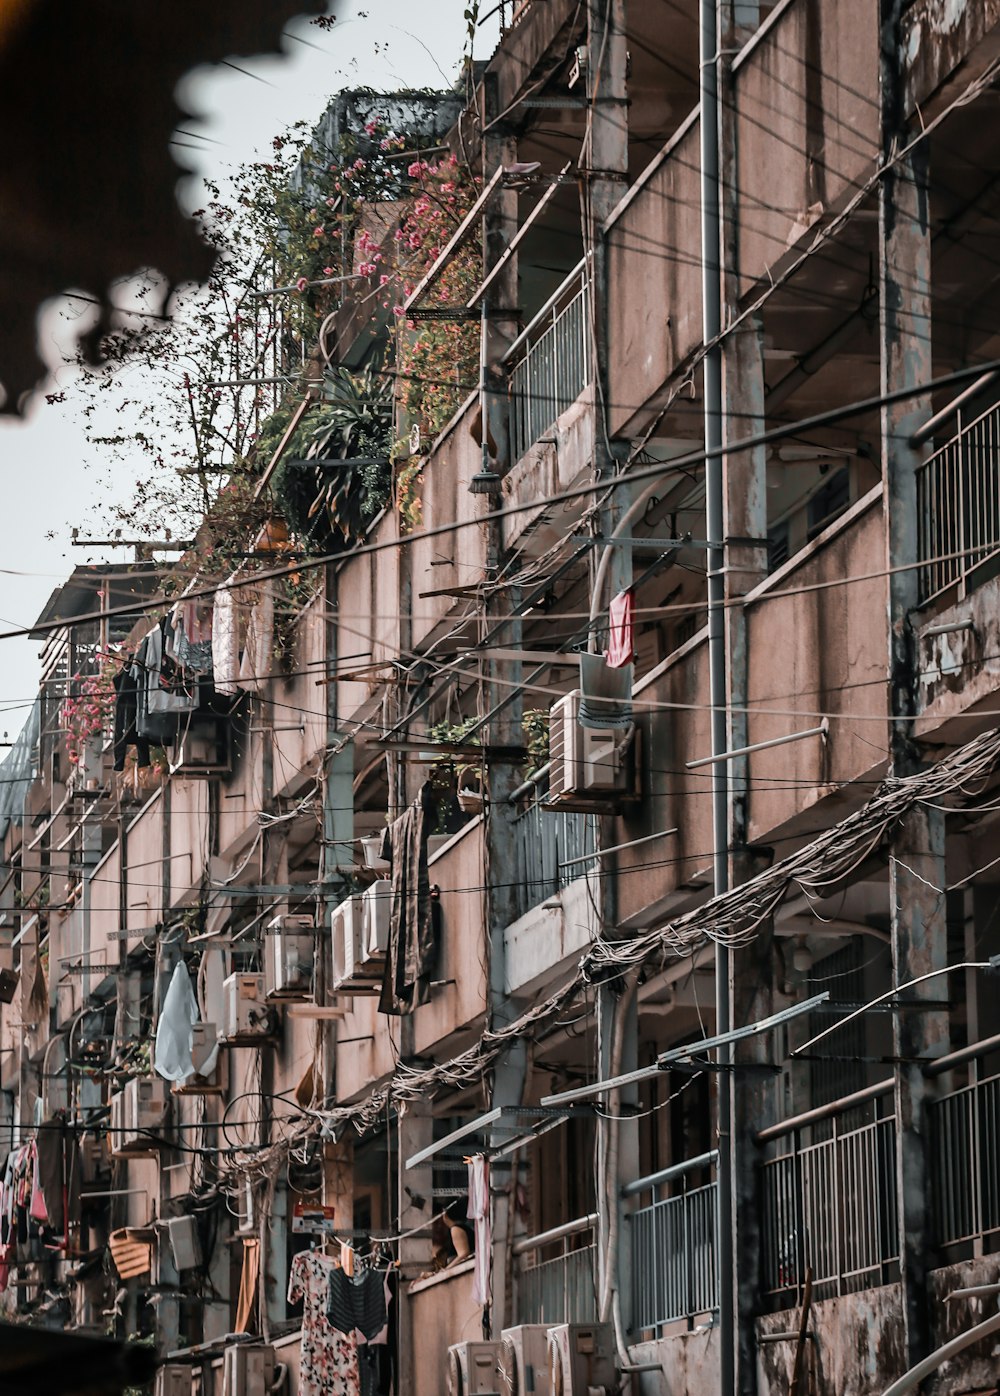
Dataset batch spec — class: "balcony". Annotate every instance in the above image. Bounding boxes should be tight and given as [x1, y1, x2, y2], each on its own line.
[926, 1035, 1000, 1256]
[917, 391, 1000, 605]
[507, 260, 591, 466]
[511, 770, 597, 922]
[625, 1152, 719, 1335]
[759, 1082, 899, 1306]
[514, 1214, 598, 1327]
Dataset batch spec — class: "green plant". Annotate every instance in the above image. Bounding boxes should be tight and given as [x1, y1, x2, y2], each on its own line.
[426, 717, 482, 799]
[522, 708, 550, 775]
[273, 364, 393, 547]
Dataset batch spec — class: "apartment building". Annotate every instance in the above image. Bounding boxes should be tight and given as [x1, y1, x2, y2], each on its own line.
[3, 3, 1000, 1396]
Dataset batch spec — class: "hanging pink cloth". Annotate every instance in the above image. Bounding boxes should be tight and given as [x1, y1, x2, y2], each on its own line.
[605, 588, 635, 669]
[29, 1141, 47, 1224]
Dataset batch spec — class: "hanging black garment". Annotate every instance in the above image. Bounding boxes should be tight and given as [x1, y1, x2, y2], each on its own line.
[378, 782, 438, 1016]
[112, 662, 150, 771]
[326, 1266, 387, 1340]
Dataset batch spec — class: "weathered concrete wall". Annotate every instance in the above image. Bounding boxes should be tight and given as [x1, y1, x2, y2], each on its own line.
[744, 486, 887, 842]
[504, 872, 600, 997]
[606, 116, 702, 438]
[733, 0, 879, 295]
[615, 631, 714, 928]
[627, 1326, 720, 1396]
[409, 1260, 481, 1396]
[757, 1283, 905, 1396]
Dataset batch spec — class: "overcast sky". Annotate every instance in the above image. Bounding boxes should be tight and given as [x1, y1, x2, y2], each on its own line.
[0, 0, 497, 732]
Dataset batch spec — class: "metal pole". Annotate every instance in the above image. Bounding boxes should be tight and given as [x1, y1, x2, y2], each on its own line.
[700, 0, 734, 1392]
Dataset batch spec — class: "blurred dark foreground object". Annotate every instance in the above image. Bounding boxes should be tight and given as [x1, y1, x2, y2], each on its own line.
[0, 0, 324, 413]
[0, 1321, 158, 1395]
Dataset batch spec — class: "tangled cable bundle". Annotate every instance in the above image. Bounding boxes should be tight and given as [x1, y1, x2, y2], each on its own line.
[309, 724, 1000, 1136]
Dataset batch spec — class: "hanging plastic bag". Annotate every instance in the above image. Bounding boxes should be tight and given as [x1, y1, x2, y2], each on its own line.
[154, 962, 198, 1082]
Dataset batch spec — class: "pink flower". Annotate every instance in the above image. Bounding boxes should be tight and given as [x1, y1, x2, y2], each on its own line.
[364, 121, 377, 135]
[296, 277, 308, 292]
[323, 266, 335, 276]
[353, 157, 365, 171]
[313, 226, 325, 237]
[326, 196, 336, 206]
[407, 160, 424, 177]
[379, 274, 390, 286]
[392, 305, 405, 318]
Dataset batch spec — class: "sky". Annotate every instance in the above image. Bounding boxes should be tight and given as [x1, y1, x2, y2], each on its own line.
[0, 0, 498, 732]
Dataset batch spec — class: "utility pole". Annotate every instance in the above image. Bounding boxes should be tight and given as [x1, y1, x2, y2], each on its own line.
[699, 4, 735, 1396]
[717, 3, 772, 1393]
[879, 0, 949, 1373]
[479, 68, 526, 1339]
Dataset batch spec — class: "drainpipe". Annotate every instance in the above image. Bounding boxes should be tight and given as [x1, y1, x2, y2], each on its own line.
[700, 9, 734, 1396]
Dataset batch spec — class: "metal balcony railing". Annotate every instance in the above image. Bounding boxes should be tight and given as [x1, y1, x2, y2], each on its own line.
[507, 261, 592, 465]
[926, 1032, 1000, 1253]
[759, 1080, 899, 1304]
[513, 1214, 598, 1326]
[624, 1151, 719, 1333]
[511, 767, 597, 921]
[916, 389, 1000, 603]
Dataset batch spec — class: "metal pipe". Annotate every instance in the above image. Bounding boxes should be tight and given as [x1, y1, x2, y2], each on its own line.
[878, 1306, 1000, 1396]
[511, 1211, 599, 1256]
[909, 369, 1000, 446]
[686, 720, 827, 769]
[699, 0, 733, 1390]
[558, 827, 678, 868]
[756, 1078, 893, 1143]
[924, 1028, 1000, 1076]
[622, 1148, 719, 1197]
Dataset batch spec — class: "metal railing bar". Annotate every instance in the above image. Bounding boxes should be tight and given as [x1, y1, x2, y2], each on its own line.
[925, 1030, 1000, 1076]
[622, 1149, 719, 1197]
[757, 1079, 893, 1143]
[910, 369, 1000, 446]
[512, 1212, 598, 1256]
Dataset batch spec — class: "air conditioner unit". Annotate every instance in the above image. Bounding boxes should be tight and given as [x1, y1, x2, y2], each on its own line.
[500, 1326, 551, 1396]
[265, 914, 315, 1000]
[222, 1343, 279, 1396]
[331, 894, 382, 993]
[170, 721, 231, 776]
[548, 691, 629, 807]
[155, 1364, 193, 1396]
[110, 1076, 170, 1155]
[172, 1022, 226, 1095]
[220, 974, 274, 1044]
[167, 1215, 202, 1271]
[546, 1324, 615, 1396]
[361, 881, 391, 961]
[446, 1342, 501, 1396]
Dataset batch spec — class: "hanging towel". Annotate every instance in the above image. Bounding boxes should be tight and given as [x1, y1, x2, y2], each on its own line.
[579, 651, 634, 729]
[605, 587, 635, 669]
[239, 581, 275, 691]
[154, 962, 198, 1082]
[212, 575, 243, 695]
[467, 1155, 491, 1307]
[235, 1237, 260, 1333]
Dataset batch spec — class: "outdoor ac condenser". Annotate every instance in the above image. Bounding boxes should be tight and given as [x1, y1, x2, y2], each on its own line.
[219, 974, 273, 1044]
[221, 1343, 280, 1396]
[545, 1324, 616, 1396]
[155, 1364, 194, 1396]
[264, 913, 315, 1000]
[446, 1342, 501, 1396]
[548, 691, 626, 805]
[500, 1325, 551, 1395]
[331, 893, 382, 993]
